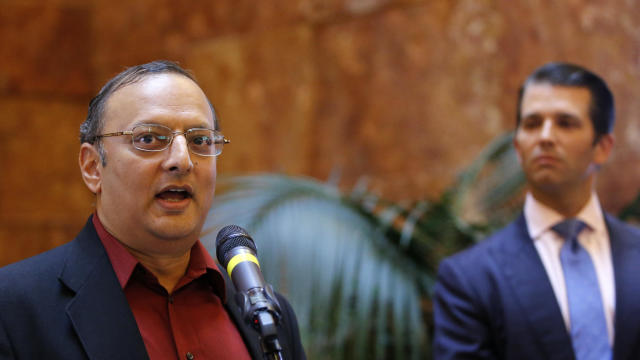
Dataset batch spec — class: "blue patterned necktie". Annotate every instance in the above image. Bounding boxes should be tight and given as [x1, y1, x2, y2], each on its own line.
[553, 219, 612, 360]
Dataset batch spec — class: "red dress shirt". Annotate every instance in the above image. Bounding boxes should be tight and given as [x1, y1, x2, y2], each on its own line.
[93, 214, 251, 360]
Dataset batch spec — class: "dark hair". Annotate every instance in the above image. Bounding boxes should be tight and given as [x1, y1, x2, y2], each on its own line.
[516, 62, 614, 136]
[79, 60, 218, 146]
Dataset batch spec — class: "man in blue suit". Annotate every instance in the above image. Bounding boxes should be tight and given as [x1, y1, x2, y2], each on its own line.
[0, 61, 306, 359]
[433, 62, 640, 360]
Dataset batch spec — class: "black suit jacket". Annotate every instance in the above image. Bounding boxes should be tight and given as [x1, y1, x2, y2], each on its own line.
[0, 217, 306, 360]
[433, 213, 640, 360]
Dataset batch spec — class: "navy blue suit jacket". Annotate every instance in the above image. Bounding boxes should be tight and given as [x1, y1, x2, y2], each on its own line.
[433, 213, 640, 360]
[0, 217, 306, 360]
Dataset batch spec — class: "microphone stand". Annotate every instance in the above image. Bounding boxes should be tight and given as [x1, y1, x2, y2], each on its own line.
[255, 310, 283, 360]
[237, 285, 284, 360]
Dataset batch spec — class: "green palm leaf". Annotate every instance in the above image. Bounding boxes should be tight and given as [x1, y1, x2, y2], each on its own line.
[201, 132, 531, 359]
[448, 131, 526, 237]
[202, 174, 429, 359]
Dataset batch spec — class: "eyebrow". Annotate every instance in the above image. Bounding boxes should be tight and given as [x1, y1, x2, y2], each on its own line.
[130, 121, 214, 130]
[521, 110, 581, 119]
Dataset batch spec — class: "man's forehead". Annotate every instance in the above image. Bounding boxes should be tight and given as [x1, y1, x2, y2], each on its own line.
[109, 73, 204, 99]
[521, 83, 592, 114]
[102, 73, 215, 128]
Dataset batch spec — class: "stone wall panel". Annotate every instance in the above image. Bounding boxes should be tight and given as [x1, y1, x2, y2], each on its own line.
[187, 26, 317, 175]
[91, 0, 315, 82]
[0, 99, 93, 224]
[0, 3, 92, 97]
[312, 2, 508, 198]
[1, 0, 640, 266]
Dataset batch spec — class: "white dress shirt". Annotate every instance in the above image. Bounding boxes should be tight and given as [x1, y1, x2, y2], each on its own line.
[524, 192, 615, 345]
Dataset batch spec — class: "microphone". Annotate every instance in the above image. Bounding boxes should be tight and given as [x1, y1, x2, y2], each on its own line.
[216, 225, 283, 359]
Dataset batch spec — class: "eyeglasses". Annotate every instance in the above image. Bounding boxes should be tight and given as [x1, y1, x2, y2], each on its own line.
[96, 124, 230, 156]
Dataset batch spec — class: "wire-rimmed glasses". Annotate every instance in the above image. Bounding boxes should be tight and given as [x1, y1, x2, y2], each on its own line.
[96, 124, 230, 156]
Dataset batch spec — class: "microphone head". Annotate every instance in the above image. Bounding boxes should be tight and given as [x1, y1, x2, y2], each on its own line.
[215, 225, 257, 266]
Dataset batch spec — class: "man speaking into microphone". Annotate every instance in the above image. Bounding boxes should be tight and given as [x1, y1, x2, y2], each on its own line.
[0, 60, 306, 360]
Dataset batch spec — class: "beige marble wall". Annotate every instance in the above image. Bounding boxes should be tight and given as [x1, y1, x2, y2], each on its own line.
[1, 0, 639, 265]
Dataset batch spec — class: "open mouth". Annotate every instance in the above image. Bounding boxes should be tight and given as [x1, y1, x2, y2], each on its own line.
[155, 188, 193, 202]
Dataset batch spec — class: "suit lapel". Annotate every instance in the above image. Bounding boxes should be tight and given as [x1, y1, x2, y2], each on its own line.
[607, 214, 640, 360]
[59, 218, 149, 360]
[493, 215, 574, 359]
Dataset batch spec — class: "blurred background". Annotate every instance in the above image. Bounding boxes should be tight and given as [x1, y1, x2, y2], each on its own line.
[1, 0, 640, 358]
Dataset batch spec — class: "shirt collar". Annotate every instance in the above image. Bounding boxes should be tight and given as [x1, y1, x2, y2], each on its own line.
[92, 213, 226, 300]
[524, 192, 606, 240]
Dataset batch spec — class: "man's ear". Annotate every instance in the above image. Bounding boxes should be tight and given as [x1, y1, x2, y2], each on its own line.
[594, 133, 614, 166]
[79, 143, 102, 194]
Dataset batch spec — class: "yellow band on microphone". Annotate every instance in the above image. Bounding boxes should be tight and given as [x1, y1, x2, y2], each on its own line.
[227, 253, 260, 277]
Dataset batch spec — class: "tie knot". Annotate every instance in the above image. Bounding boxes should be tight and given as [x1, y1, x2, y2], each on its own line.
[552, 218, 587, 239]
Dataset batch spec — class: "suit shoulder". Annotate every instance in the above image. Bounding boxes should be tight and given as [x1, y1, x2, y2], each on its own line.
[0, 241, 73, 295]
[606, 213, 640, 235]
[0, 242, 71, 276]
[0, 217, 96, 288]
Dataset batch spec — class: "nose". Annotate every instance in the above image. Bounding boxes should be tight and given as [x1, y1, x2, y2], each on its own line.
[540, 118, 555, 142]
[162, 134, 193, 173]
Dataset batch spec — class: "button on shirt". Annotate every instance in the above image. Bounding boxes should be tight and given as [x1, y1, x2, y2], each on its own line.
[93, 214, 251, 360]
[524, 193, 615, 345]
